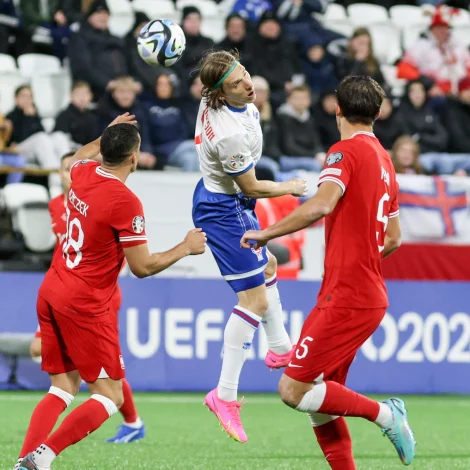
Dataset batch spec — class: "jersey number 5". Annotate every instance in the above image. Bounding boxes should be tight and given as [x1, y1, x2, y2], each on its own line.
[376, 192, 390, 253]
[62, 207, 84, 268]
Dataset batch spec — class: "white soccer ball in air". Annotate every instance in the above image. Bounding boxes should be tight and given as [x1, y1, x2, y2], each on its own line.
[137, 19, 186, 67]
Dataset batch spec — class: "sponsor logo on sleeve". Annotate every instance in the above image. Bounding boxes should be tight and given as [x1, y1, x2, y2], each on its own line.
[230, 154, 245, 170]
[320, 168, 342, 178]
[132, 215, 145, 234]
[326, 152, 344, 166]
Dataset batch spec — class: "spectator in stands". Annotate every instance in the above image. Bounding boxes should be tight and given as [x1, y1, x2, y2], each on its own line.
[0, 0, 32, 57]
[68, 1, 128, 99]
[333, 27, 387, 89]
[313, 89, 340, 151]
[6, 85, 63, 190]
[231, 0, 272, 26]
[398, 5, 470, 96]
[97, 76, 157, 169]
[248, 11, 303, 109]
[397, 79, 448, 154]
[0, 114, 26, 184]
[441, 77, 470, 153]
[146, 74, 199, 171]
[216, 14, 252, 63]
[182, 73, 203, 137]
[126, 12, 169, 94]
[53, 81, 100, 152]
[373, 94, 408, 151]
[276, 85, 325, 172]
[301, 36, 338, 98]
[391, 136, 426, 175]
[56, 0, 88, 26]
[19, 0, 71, 59]
[177, 7, 214, 82]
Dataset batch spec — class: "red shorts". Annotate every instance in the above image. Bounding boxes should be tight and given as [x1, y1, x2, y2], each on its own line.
[285, 306, 385, 384]
[37, 295, 125, 383]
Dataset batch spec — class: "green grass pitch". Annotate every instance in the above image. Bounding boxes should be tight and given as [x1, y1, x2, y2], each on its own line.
[1, 392, 470, 469]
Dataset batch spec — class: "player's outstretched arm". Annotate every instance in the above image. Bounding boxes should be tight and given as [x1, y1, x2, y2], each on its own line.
[71, 112, 137, 165]
[123, 228, 207, 278]
[241, 181, 342, 249]
[382, 216, 401, 258]
[234, 168, 308, 199]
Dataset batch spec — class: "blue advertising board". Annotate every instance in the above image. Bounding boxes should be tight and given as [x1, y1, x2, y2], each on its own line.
[1, 273, 469, 394]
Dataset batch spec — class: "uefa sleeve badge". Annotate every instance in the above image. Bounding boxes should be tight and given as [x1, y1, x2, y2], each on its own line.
[132, 215, 145, 234]
[326, 152, 344, 166]
[230, 154, 245, 170]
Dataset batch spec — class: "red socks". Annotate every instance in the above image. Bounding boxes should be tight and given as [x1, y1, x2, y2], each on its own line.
[314, 418, 356, 470]
[119, 379, 138, 423]
[20, 393, 69, 456]
[45, 395, 116, 455]
[318, 381, 380, 422]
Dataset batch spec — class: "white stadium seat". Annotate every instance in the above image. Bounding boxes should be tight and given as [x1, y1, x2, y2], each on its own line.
[390, 5, 428, 27]
[201, 17, 225, 42]
[41, 118, 56, 133]
[107, 0, 133, 14]
[17, 54, 61, 79]
[323, 3, 347, 21]
[176, 0, 218, 17]
[133, 0, 176, 18]
[381, 64, 407, 97]
[3, 183, 56, 253]
[323, 19, 355, 38]
[347, 3, 389, 26]
[453, 25, 470, 48]
[0, 72, 27, 115]
[31, 72, 71, 119]
[108, 13, 135, 37]
[369, 23, 402, 65]
[402, 23, 428, 50]
[0, 54, 17, 72]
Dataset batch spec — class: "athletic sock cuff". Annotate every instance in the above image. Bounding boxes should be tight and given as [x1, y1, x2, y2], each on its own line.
[48, 386, 75, 408]
[90, 394, 118, 417]
[232, 305, 262, 328]
[265, 274, 277, 287]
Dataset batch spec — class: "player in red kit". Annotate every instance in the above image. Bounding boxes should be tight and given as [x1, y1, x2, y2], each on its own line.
[16, 114, 206, 470]
[241, 76, 415, 468]
[29, 151, 147, 445]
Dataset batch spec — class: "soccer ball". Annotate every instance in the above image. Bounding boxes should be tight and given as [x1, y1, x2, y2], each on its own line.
[137, 19, 186, 67]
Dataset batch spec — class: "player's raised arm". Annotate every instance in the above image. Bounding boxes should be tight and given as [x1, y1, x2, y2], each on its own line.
[382, 216, 401, 258]
[123, 229, 206, 278]
[71, 112, 137, 164]
[241, 181, 342, 249]
[234, 167, 307, 199]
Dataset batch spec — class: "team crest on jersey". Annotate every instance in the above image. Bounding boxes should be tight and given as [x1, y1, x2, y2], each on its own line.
[326, 152, 344, 166]
[251, 246, 264, 262]
[230, 154, 245, 170]
[132, 215, 145, 234]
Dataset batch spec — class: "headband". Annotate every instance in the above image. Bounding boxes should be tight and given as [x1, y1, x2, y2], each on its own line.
[212, 61, 239, 90]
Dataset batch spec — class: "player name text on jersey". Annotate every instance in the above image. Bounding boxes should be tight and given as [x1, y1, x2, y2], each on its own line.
[68, 188, 89, 217]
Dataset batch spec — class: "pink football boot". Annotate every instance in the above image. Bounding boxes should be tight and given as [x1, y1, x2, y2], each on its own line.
[265, 344, 297, 370]
[204, 389, 247, 443]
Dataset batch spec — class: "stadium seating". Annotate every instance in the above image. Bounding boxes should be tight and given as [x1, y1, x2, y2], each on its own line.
[368, 23, 402, 65]
[0, 72, 28, 115]
[201, 17, 226, 43]
[401, 23, 428, 50]
[3, 183, 56, 252]
[17, 54, 62, 80]
[347, 3, 389, 26]
[133, 0, 176, 18]
[452, 25, 470, 48]
[108, 13, 136, 37]
[31, 72, 71, 119]
[390, 5, 428, 27]
[323, 3, 347, 21]
[107, 0, 133, 15]
[0, 54, 17, 73]
[176, 0, 219, 17]
[452, 8, 470, 26]
[323, 19, 355, 38]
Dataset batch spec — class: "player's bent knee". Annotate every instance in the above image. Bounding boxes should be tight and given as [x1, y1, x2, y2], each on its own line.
[264, 252, 278, 279]
[278, 375, 302, 409]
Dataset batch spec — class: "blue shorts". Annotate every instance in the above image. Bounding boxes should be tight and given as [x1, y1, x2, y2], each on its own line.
[192, 179, 268, 293]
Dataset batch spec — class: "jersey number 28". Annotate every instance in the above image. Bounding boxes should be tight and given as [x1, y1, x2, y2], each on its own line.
[62, 206, 84, 268]
[376, 192, 390, 253]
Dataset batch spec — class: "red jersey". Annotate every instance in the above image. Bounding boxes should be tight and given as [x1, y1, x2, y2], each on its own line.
[48, 193, 67, 250]
[316, 131, 399, 308]
[39, 160, 147, 318]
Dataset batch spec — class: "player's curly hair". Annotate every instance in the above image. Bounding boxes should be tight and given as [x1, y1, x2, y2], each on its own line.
[197, 50, 240, 110]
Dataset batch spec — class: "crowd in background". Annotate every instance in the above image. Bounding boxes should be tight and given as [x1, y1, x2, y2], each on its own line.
[1, 0, 470, 187]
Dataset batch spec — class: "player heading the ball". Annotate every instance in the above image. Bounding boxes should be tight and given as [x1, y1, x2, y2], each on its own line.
[192, 50, 307, 443]
[241, 76, 416, 468]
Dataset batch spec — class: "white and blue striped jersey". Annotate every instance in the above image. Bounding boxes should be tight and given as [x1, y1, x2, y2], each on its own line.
[194, 99, 263, 195]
